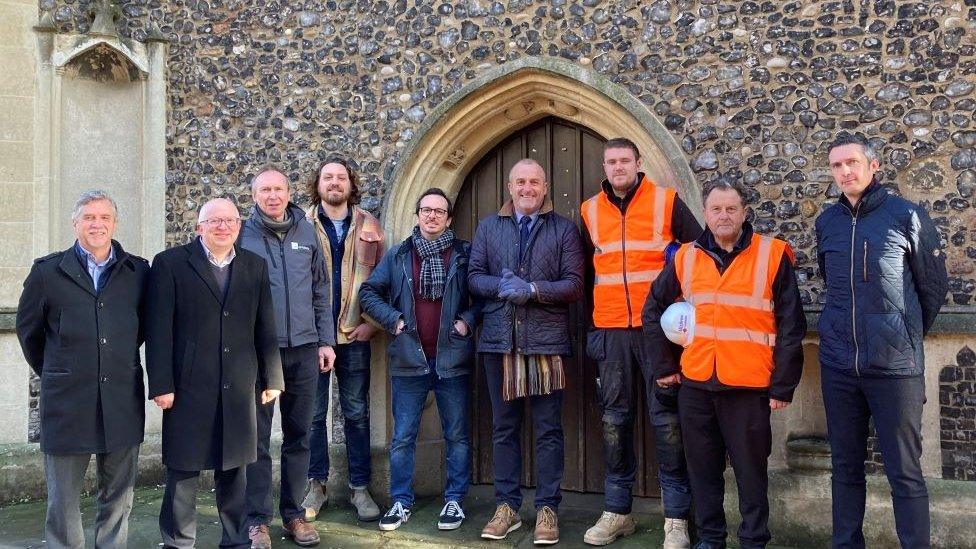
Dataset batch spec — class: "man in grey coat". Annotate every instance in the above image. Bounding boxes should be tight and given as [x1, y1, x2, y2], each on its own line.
[17, 190, 149, 549]
[240, 167, 336, 548]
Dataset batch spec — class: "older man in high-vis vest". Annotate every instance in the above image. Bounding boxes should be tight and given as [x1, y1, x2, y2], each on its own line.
[643, 178, 806, 549]
[581, 138, 701, 547]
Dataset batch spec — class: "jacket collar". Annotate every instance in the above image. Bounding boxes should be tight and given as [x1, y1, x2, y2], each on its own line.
[695, 222, 755, 256]
[838, 177, 888, 215]
[58, 240, 132, 296]
[186, 237, 239, 304]
[248, 202, 304, 234]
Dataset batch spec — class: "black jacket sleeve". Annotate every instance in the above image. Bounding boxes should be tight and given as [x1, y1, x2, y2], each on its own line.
[642, 261, 684, 380]
[15, 262, 47, 376]
[907, 206, 948, 335]
[145, 254, 176, 398]
[358, 246, 404, 333]
[255, 259, 285, 391]
[769, 252, 807, 402]
[671, 196, 704, 244]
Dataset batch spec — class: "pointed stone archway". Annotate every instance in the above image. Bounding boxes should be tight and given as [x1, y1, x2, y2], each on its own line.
[383, 57, 701, 240]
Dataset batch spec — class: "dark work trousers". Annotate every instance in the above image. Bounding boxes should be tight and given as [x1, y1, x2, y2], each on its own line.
[590, 328, 692, 517]
[483, 353, 564, 511]
[245, 344, 320, 527]
[679, 385, 772, 549]
[821, 367, 929, 549]
[43, 445, 139, 549]
[308, 340, 373, 488]
[160, 466, 248, 548]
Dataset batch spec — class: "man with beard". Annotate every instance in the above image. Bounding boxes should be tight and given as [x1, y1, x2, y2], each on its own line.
[469, 159, 585, 545]
[303, 158, 384, 522]
[240, 167, 337, 548]
[359, 188, 480, 532]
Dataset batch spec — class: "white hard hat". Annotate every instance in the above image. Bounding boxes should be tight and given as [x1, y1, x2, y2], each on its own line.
[661, 301, 695, 347]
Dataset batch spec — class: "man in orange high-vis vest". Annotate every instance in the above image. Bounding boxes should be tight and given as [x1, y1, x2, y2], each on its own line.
[643, 179, 805, 549]
[581, 138, 702, 547]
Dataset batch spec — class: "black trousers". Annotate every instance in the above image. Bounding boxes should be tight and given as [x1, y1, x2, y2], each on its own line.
[245, 344, 319, 526]
[679, 385, 772, 549]
[160, 466, 248, 549]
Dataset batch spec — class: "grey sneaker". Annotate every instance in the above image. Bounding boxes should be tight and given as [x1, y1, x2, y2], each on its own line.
[302, 479, 328, 521]
[350, 485, 381, 521]
[663, 518, 691, 549]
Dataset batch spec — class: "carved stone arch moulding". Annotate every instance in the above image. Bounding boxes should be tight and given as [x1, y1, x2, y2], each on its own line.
[384, 57, 702, 241]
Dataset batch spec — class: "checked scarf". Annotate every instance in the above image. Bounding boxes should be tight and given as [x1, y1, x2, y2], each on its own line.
[411, 225, 455, 300]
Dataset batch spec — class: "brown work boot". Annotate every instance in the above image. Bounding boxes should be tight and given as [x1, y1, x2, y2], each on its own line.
[534, 506, 559, 545]
[248, 524, 272, 549]
[283, 518, 320, 547]
[481, 503, 522, 540]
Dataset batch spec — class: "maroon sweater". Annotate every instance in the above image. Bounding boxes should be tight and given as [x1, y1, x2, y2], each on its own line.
[412, 245, 453, 360]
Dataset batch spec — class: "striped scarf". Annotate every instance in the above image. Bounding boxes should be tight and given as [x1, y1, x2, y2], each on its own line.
[501, 353, 565, 401]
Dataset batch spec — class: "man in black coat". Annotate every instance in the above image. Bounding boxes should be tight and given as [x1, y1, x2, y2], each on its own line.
[17, 190, 149, 549]
[468, 159, 585, 545]
[816, 133, 948, 548]
[146, 198, 284, 549]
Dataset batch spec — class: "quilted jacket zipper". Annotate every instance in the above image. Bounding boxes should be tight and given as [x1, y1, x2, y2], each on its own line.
[849, 206, 861, 377]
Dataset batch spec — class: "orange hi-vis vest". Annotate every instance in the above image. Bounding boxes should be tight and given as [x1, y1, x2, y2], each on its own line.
[582, 177, 676, 328]
[674, 233, 788, 388]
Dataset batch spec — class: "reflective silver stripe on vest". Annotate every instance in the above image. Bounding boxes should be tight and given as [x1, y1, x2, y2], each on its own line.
[681, 236, 776, 311]
[752, 236, 774, 302]
[595, 240, 669, 254]
[586, 197, 601, 250]
[653, 185, 667, 239]
[595, 269, 661, 285]
[695, 324, 777, 346]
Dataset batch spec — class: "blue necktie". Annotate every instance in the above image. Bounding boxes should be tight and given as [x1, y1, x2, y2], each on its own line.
[519, 216, 532, 261]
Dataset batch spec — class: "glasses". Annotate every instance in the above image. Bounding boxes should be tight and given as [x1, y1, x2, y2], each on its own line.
[200, 218, 241, 228]
[418, 207, 449, 218]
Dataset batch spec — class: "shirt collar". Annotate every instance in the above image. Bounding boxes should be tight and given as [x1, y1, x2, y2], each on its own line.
[75, 241, 115, 267]
[199, 238, 236, 268]
[514, 210, 539, 225]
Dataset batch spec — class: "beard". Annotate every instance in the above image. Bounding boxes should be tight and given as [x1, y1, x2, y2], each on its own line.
[323, 189, 350, 206]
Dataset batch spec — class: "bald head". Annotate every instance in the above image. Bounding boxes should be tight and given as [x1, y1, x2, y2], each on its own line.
[196, 198, 242, 256]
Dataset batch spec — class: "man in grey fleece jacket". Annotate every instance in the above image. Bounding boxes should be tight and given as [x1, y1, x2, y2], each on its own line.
[239, 167, 337, 548]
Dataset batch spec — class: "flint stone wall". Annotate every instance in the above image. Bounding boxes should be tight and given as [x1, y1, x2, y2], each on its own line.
[38, 0, 976, 471]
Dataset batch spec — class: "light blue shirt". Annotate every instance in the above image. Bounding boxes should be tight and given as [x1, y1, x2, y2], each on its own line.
[75, 241, 116, 291]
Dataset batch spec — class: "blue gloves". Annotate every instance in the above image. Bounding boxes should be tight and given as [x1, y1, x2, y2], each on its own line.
[498, 268, 533, 305]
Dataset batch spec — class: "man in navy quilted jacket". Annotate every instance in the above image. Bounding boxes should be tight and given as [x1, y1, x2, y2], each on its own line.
[815, 133, 948, 548]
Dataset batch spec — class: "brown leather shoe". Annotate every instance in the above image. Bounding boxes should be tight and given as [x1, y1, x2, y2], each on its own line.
[534, 506, 559, 545]
[283, 518, 320, 546]
[248, 524, 272, 549]
[481, 503, 522, 540]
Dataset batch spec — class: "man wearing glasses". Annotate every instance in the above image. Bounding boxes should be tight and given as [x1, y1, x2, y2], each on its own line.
[359, 188, 480, 532]
[146, 197, 284, 548]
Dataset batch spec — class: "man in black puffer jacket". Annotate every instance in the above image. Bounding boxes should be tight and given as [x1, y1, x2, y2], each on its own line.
[468, 158, 585, 545]
[816, 134, 948, 549]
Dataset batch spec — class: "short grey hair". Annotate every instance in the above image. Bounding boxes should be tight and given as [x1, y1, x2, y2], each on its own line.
[701, 177, 748, 206]
[71, 190, 118, 221]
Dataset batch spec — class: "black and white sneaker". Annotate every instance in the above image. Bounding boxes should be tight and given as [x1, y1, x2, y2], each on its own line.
[438, 500, 466, 530]
[379, 501, 410, 531]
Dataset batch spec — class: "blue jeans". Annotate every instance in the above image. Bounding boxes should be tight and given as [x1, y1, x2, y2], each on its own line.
[389, 365, 471, 508]
[483, 353, 564, 511]
[308, 341, 372, 488]
[821, 367, 929, 549]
